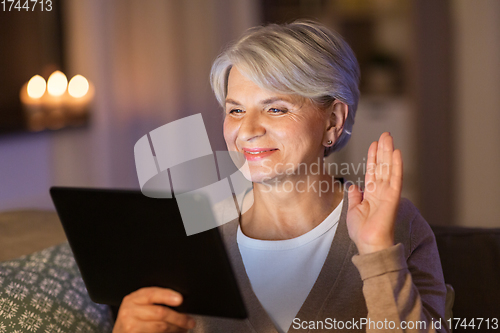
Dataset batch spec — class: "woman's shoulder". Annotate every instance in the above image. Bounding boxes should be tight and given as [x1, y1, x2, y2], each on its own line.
[394, 198, 436, 258]
[396, 197, 421, 223]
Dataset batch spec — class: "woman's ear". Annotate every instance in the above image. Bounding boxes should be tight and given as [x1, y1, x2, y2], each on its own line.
[324, 100, 348, 147]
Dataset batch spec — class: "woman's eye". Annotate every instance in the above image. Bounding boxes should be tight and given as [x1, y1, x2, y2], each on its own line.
[268, 108, 287, 114]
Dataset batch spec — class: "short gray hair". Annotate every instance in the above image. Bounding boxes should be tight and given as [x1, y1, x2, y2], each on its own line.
[210, 20, 360, 155]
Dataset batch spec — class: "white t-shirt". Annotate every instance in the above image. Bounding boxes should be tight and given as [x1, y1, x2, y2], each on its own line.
[237, 200, 343, 333]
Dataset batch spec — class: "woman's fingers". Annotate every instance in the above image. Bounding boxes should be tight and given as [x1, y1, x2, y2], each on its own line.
[381, 134, 394, 182]
[371, 132, 403, 193]
[131, 305, 194, 329]
[129, 287, 183, 307]
[376, 132, 386, 169]
[130, 320, 188, 333]
[115, 319, 189, 333]
[365, 141, 377, 186]
[130, 288, 195, 329]
[115, 287, 196, 332]
[373, 132, 393, 182]
[390, 149, 403, 192]
[160, 307, 194, 330]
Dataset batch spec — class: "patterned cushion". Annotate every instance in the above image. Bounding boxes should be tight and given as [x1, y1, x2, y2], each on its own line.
[0, 243, 113, 332]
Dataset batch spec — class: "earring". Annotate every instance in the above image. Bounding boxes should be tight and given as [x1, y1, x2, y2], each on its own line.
[327, 140, 332, 145]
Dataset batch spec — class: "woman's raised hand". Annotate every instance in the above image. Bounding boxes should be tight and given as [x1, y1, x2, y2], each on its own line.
[112, 287, 196, 333]
[346, 132, 403, 255]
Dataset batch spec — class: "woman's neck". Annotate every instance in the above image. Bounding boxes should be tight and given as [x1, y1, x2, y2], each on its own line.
[240, 173, 344, 240]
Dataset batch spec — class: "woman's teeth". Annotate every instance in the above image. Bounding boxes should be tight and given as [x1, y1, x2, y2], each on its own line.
[246, 149, 275, 154]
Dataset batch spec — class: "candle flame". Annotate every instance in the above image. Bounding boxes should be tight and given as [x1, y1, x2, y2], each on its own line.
[68, 75, 89, 98]
[47, 71, 68, 96]
[27, 75, 46, 99]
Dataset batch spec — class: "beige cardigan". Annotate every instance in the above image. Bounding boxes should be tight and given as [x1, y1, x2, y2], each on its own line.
[191, 189, 448, 333]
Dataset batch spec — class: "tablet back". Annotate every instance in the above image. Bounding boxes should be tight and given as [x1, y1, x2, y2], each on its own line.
[50, 187, 247, 319]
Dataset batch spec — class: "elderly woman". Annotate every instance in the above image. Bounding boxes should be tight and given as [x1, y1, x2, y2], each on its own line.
[113, 21, 447, 333]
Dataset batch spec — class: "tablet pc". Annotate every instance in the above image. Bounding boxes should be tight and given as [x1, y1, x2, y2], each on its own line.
[49, 187, 247, 319]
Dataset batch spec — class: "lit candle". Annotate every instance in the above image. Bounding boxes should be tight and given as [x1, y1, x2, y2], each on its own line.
[47, 71, 68, 96]
[44, 71, 69, 130]
[27, 75, 46, 98]
[68, 75, 89, 98]
[19, 75, 46, 131]
[66, 75, 94, 124]
[20, 71, 94, 131]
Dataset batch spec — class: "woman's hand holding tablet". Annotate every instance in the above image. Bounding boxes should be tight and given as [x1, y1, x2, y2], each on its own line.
[113, 287, 196, 333]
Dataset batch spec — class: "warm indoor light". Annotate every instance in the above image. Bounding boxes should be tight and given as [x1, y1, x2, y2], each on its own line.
[68, 75, 89, 98]
[27, 75, 46, 99]
[21, 70, 93, 132]
[47, 71, 68, 96]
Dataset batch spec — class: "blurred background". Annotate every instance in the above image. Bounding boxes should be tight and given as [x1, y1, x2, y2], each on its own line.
[0, 0, 499, 228]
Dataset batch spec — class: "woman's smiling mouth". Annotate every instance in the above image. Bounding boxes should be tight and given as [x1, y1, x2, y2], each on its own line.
[242, 148, 278, 160]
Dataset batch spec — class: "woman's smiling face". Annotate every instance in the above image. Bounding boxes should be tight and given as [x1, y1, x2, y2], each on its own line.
[223, 67, 330, 184]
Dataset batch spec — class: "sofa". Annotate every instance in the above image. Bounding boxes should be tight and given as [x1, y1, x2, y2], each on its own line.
[1, 210, 498, 332]
[0, 210, 113, 332]
[431, 225, 500, 332]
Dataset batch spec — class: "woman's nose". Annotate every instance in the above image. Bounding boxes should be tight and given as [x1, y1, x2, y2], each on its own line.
[238, 111, 266, 142]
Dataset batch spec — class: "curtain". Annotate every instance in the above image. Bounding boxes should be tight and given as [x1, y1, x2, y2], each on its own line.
[51, 0, 260, 188]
